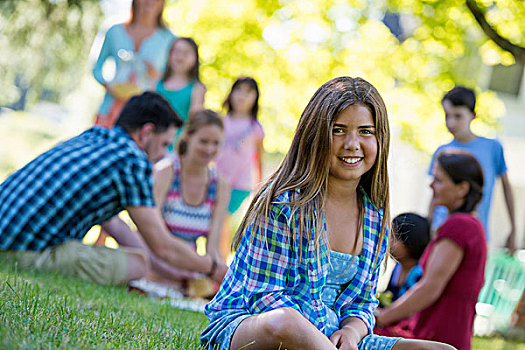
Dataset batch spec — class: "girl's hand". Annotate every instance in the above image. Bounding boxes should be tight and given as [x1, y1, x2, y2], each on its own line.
[329, 326, 361, 350]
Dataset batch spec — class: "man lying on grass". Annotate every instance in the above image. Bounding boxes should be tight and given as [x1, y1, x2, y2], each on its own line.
[0, 92, 227, 286]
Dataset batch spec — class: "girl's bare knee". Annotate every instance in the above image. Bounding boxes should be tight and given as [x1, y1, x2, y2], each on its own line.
[260, 307, 306, 340]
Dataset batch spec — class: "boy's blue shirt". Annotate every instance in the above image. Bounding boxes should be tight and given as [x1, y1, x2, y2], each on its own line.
[429, 136, 507, 240]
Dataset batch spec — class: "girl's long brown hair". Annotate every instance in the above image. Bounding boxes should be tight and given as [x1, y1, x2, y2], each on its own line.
[232, 77, 390, 263]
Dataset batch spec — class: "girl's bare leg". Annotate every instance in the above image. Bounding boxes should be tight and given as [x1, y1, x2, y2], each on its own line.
[230, 307, 337, 350]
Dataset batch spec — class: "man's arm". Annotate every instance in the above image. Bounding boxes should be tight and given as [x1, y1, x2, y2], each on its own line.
[126, 205, 227, 282]
[500, 173, 516, 252]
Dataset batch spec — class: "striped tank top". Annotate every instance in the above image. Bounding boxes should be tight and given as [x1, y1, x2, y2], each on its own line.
[161, 158, 218, 249]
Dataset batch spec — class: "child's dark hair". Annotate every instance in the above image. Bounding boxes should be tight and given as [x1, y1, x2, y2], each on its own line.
[392, 213, 430, 260]
[116, 92, 183, 133]
[162, 37, 200, 82]
[442, 86, 476, 113]
[178, 109, 223, 156]
[437, 151, 484, 214]
[223, 76, 260, 120]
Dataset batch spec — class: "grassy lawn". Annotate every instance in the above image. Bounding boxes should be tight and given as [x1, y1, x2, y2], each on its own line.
[0, 261, 207, 349]
[1, 260, 523, 350]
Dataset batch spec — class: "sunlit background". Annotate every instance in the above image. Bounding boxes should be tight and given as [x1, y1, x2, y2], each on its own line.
[1, 0, 525, 336]
[2, 0, 524, 246]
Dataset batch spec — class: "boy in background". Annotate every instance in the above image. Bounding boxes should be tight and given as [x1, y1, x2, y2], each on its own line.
[428, 86, 516, 251]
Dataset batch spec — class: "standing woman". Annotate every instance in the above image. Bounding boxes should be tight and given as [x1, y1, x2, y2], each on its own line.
[201, 77, 454, 350]
[376, 150, 486, 350]
[92, 0, 175, 128]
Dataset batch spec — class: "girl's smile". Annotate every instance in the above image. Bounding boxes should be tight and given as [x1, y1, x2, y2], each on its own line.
[329, 104, 377, 185]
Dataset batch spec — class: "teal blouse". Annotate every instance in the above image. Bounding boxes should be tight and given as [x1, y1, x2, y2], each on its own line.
[155, 80, 195, 123]
[92, 24, 175, 117]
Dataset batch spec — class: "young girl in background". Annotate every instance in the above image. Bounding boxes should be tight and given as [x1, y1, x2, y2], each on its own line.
[216, 77, 264, 258]
[201, 77, 454, 350]
[375, 213, 430, 338]
[156, 37, 206, 141]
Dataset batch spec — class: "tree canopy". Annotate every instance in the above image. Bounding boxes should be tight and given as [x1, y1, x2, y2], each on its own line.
[0, 0, 101, 109]
[1, 0, 523, 154]
[164, 0, 523, 153]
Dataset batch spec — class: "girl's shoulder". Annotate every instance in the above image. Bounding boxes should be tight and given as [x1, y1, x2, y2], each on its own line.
[152, 157, 175, 183]
[252, 119, 264, 134]
[109, 23, 125, 32]
[192, 80, 207, 93]
[155, 79, 165, 90]
[267, 189, 297, 219]
[360, 187, 381, 218]
[360, 187, 387, 247]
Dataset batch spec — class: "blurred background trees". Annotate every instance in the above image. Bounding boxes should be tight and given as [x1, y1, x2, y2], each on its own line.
[1, 0, 523, 157]
[0, 0, 102, 109]
[160, 0, 524, 153]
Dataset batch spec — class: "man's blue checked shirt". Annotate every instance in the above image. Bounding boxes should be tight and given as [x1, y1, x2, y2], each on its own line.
[0, 126, 154, 251]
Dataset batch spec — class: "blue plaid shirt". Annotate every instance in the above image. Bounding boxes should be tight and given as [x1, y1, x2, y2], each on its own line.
[0, 126, 155, 251]
[204, 189, 388, 334]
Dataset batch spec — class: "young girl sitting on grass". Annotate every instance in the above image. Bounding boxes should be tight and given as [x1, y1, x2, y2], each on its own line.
[200, 77, 455, 350]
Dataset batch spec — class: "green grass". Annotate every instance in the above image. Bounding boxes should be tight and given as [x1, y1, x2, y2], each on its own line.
[1, 260, 524, 349]
[0, 261, 207, 349]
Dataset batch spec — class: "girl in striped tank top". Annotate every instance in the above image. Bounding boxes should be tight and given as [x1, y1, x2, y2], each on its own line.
[98, 110, 228, 292]
[155, 109, 229, 264]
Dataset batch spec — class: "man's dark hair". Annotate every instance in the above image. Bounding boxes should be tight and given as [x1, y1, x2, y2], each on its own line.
[392, 213, 430, 261]
[115, 92, 183, 133]
[442, 86, 476, 113]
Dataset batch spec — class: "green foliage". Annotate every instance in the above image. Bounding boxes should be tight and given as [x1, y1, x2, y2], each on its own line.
[0, 111, 79, 180]
[163, 0, 521, 154]
[0, 0, 102, 107]
[1, 0, 522, 154]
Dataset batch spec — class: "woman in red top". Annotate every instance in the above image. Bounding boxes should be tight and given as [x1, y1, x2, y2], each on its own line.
[375, 150, 487, 350]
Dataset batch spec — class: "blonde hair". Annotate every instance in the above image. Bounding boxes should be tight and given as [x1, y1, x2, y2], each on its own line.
[232, 77, 390, 263]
